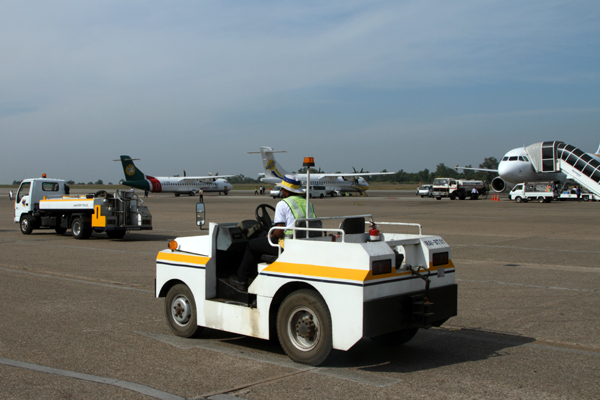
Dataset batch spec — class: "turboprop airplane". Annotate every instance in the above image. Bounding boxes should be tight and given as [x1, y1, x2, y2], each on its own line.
[249, 146, 395, 196]
[456, 142, 600, 193]
[116, 155, 234, 196]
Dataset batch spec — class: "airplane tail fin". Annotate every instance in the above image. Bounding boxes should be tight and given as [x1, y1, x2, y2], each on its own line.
[251, 147, 289, 180]
[119, 155, 146, 181]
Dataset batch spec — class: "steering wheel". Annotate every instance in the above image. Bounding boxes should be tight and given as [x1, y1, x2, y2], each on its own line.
[255, 204, 275, 231]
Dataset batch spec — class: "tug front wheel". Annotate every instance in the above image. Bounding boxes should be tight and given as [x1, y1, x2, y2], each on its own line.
[165, 284, 203, 338]
[277, 289, 332, 366]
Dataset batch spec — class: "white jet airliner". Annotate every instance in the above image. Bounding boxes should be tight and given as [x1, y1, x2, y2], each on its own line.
[250, 146, 395, 196]
[117, 155, 234, 196]
[457, 142, 600, 193]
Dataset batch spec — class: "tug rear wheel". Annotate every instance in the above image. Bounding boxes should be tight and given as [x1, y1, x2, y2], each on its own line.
[165, 284, 203, 338]
[277, 289, 332, 366]
[370, 328, 418, 346]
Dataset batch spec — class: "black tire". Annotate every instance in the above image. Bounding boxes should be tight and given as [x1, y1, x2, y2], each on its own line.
[370, 327, 418, 346]
[71, 217, 91, 240]
[277, 289, 332, 366]
[106, 230, 126, 239]
[515, 196, 523, 203]
[20, 214, 33, 235]
[436, 197, 441, 200]
[538, 197, 545, 203]
[583, 196, 590, 202]
[55, 227, 67, 235]
[320, 194, 324, 199]
[165, 284, 203, 338]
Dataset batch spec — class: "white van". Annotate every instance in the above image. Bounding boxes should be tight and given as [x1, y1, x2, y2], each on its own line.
[302, 185, 327, 199]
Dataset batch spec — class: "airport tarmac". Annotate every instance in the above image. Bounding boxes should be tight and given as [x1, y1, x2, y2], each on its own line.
[0, 189, 598, 400]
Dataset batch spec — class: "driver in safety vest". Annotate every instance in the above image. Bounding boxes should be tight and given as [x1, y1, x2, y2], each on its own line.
[229, 174, 316, 292]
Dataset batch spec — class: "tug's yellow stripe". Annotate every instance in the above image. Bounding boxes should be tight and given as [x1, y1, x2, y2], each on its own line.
[263, 260, 455, 283]
[157, 252, 210, 266]
[264, 262, 369, 281]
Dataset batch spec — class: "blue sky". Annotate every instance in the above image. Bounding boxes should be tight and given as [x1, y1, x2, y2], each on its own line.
[1, 0, 599, 184]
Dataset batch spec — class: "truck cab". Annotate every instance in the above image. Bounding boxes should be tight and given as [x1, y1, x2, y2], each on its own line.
[12, 178, 68, 224]
[156, 203, 458, 366]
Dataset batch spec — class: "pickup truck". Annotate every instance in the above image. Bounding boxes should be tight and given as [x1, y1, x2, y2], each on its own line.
[508, 183, 556, 203]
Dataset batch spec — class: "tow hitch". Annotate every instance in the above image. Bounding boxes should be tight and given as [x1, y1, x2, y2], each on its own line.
[410, 266, 434, 328]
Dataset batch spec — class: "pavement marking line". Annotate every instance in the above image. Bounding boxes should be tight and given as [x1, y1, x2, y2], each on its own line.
[139, 332, 401, 388]
[0, 266, 154, 293]
[0, 357, 185, 400]
[194, 369, 310, 399]
[456, 278, 599, 293]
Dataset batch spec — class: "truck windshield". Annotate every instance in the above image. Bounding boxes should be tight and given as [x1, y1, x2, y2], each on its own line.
[433, 179, 448, 185]
[17, 182, 31, 202]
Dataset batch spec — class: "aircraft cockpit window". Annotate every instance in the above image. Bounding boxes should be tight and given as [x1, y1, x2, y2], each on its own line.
[509, 156, 518, 161]
[502, 156, 508, 161]
[518, 156, 525, 161]
[522, 156, 529, 162]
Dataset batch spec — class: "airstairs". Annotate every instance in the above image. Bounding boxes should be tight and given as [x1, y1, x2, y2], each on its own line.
[525, 141, 600, 197]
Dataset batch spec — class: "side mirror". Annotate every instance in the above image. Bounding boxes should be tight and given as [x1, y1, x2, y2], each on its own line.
[196, 202, 205, 230]
[9, 190, 14, 201]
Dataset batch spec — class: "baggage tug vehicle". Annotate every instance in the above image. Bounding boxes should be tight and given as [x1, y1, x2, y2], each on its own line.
[156, 202, 457, 366]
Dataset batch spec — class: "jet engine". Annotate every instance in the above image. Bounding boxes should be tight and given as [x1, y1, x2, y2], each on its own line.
[491, 177, 515, 193]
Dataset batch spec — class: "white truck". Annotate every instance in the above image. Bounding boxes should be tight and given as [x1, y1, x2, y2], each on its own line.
[558, 188, 598, 202]
[508, 183, 556, 203]
[432, 178, 487, 200]
[11, 177, 152, 239]
[156, 203, 457, 366]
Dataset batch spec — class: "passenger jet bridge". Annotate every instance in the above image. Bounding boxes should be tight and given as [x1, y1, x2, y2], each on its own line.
[525, 141, 600, 197]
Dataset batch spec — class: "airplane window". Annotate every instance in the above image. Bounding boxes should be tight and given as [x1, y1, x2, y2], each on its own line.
[523, 156, 529, 162]
[509, 156, 518, 161]
[518, 156, 524, 161]
[502, 157, 508, 161]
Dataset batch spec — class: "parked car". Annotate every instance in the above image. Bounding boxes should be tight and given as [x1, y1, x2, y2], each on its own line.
[416, 184, 433, 198]
[270, 186, 282, 199]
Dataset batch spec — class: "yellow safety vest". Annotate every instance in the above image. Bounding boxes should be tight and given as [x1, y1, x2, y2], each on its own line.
[282, 196, 316, 236]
